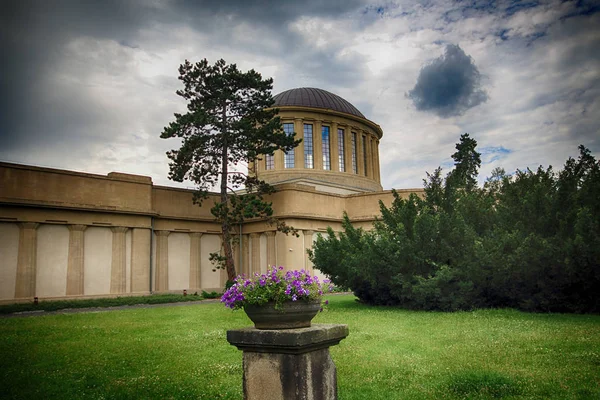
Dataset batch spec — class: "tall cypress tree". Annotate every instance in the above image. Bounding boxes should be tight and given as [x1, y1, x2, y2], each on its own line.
[161, 59, 300, 282]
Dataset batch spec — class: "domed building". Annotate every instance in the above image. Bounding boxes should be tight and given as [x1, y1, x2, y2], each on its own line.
[252, 88, 383, 194]
[0, 88, 421, 303]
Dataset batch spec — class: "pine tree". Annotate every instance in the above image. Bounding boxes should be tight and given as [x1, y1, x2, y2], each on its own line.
[161, 59, 300, 282]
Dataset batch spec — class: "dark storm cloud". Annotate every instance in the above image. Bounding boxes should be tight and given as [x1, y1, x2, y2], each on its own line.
[407, 44, 488, 118]
[0, 0, 156, 152]
[0, 0, 366, 157]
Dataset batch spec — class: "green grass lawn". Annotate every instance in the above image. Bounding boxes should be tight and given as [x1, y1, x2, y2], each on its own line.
[1, 295, 599, 399]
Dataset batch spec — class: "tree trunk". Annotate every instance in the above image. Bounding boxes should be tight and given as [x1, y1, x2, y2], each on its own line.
[221, 101, 236, 282]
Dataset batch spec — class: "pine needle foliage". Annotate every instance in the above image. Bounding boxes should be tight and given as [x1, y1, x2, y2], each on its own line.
[161, 59, 300, 282]
[311, 135, 600, 313]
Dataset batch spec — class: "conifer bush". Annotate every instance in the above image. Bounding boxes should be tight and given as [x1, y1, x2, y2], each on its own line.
[310, 135, 600, 313]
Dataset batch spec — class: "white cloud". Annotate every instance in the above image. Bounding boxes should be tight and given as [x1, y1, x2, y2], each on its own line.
[0, 0, 598, 192]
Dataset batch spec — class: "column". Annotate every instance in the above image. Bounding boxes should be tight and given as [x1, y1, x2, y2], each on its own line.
[110, 226, 128, 294]
[189, 232, 203, 291]
[357, 131, 365, 176]
[367, 135, 374, 179]
[371, 137, 378, 181]
[303, 230, 314, 274]
[274, 148, 284, 170]
[15, 222, 39, 298]
[265, 231, 276, 268]
[314, 120, 323, 170]
[227, 324, 349, 400]
[131, 228, 151, 293]
[374, 139, 381, 183]
[330, 121, 339, 172]
[66, 224, 87, 296]
[294, 118, 304, 169]
[344, 128, 353, 174]
[250, 233, 261, 276]
[155, 230, 170, 291]
[241, 234, 250, 277]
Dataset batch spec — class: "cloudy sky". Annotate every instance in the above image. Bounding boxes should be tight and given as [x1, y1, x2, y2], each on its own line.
[1, 0, 598, 190]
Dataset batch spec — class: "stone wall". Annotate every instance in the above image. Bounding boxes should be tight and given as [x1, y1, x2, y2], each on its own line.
[0, 162, 423, 302]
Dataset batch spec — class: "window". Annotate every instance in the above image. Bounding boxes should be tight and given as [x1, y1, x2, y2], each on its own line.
[265, 154, 274, 170]
[283, 123, 294, 168]
[304, 124, 314, 168]
[322, 126, 330, 170]
[363, 135, 368, 176]
[338, 129, 345, 172]
[351, 132, 357, 174]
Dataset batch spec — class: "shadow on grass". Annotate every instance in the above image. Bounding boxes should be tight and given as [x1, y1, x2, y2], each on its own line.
[446, 370, 522, 399]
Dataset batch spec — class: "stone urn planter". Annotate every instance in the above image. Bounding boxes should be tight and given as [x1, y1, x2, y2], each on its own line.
[244, 299, 321, 330]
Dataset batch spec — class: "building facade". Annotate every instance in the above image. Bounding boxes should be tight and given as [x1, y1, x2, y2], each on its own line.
[0, 88, 421, 303]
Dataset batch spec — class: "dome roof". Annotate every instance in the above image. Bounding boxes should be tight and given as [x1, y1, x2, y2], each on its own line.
[273, 87, 365, 119]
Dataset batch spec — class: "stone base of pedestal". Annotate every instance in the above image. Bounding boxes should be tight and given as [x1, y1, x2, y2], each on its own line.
[227, 324, 349, 400]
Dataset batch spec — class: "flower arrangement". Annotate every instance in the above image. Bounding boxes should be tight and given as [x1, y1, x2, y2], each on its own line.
[221, 266, 332, 310]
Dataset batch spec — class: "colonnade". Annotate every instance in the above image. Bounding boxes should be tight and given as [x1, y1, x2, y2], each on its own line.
[5, 222, 320, 300]
[264, 117, 381, 183]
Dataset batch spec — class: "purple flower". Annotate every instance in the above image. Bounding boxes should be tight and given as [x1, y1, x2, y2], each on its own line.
[221, 266, 329, 311]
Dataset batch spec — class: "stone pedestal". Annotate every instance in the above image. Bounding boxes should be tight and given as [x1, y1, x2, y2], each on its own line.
[227, 324, 349, 400]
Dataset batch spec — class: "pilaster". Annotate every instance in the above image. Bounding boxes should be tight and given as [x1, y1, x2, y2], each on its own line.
[15, 222, 39, 298]
[294, 118, 304, 169]
[130, 228, 151, 293]
[367, 135, 374, 180]
[314, 120, 323, 170]
[250, 233, 261, 276]
[274, 148, 284, 170]
[189, 232, 203, 290]
[357, 130, 365, 177]
[345, 128, 353, 174]
[330, 121, 339, 172]
[110, 226, 128, 294]
[265, 231, 276, 268]
[66, 224, 87, 296]
[374, 139, 381, 183]
[155, 230, 170, 291]
[242, 234, 250, 277]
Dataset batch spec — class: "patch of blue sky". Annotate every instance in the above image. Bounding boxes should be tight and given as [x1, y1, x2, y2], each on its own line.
[440, 160, 454, 169]
[561, 0, 600, 19]
[480, 146, 512, 156]
[504, 1, 539, 17]
[480, 146, 512, 164]
[496, 28, 511, 41]
[362, 3, 397, 17]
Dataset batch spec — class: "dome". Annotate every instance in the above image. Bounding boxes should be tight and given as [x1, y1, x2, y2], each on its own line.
[273, 87, 365, 119]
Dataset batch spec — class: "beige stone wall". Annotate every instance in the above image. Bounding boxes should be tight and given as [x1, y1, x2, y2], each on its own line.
[153, 187, 219, 221]
[167, 232, 191, 291]
[84, 227, 112, 296]
[0, 223, 19, 300]
[36, 224, 69, 297]
[259, 233, 267, 274]
[0, 163, 152, 214]
[125, 229, 133, 293]
[131, 228, 151, 293]
[0, 160, 424, 302]
[200, 234, 222, 290]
